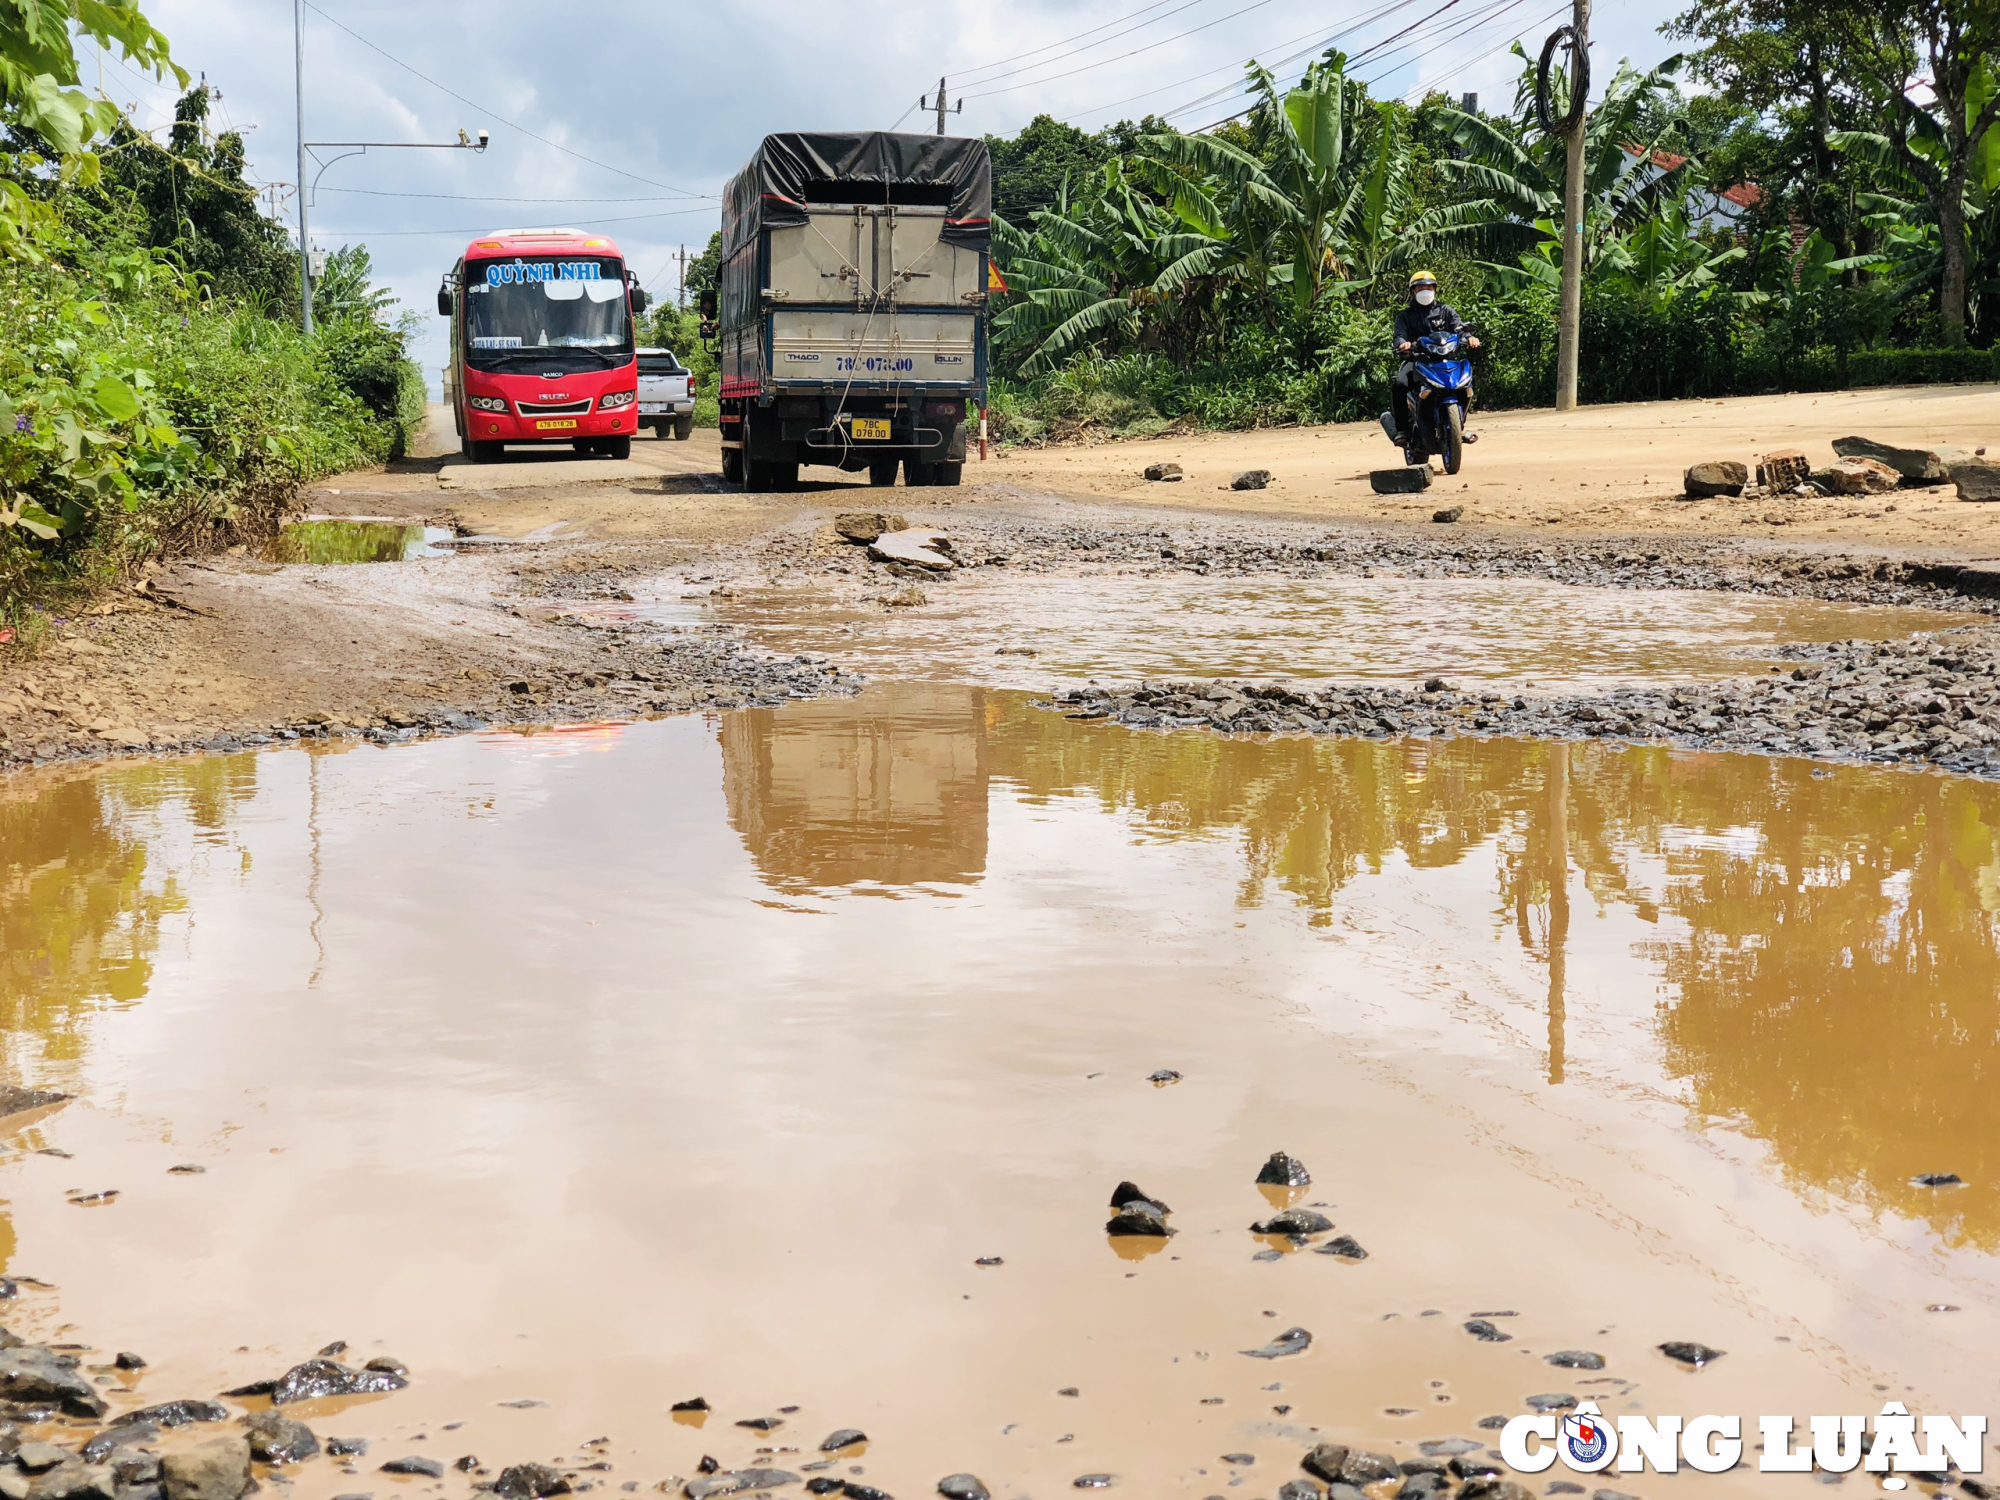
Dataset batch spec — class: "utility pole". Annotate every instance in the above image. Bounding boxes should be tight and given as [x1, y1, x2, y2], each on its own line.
[1554, 0, 1589, 411]
[676, 244, 689, 311]
[294, 0, 311, 335]
[920, 77, 962, 136]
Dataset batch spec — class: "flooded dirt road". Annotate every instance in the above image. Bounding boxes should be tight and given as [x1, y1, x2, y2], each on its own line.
[623, 573, 1974, 692]
[3, 687, 1995, 1497]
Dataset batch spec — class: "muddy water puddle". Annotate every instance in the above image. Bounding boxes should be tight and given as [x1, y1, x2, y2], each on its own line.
[619, 573, 1975, 691]
[263, 519, 456, 563]
[1, 690, 1996, 1497]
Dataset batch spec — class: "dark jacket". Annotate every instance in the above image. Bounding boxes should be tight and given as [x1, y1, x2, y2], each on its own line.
[1394, 299, 1467, 354]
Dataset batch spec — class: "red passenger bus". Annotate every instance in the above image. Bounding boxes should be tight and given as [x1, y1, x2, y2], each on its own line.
[437, 228, 650, 463]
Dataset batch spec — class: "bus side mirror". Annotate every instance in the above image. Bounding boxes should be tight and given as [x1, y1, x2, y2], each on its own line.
[698, 289, 717, 320]
[436, 284, 452, 317]
[631, 287, 649, 314]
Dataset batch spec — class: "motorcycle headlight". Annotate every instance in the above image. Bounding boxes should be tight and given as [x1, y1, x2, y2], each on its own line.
[597, 390, 636, 410]
[467, 395, 507, 413]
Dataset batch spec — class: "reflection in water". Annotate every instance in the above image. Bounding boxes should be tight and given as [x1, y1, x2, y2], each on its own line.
[721, 683, 989, 895]
[719, 688, 2000, 1248]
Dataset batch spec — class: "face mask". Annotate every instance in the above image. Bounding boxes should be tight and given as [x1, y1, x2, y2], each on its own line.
[1414, 288, 1436, 305]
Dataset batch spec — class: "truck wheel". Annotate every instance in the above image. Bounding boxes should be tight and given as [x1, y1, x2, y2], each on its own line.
[674, 414, 694, 441]
[903, 459, 932, 486]
[721, 447, 743, 482]
[868, 458, 899, 486]
[744, 457, 781, 492]
[464, 438, 503, 464]
[934, 462, 962, 487]
[601, 436, 632, 461]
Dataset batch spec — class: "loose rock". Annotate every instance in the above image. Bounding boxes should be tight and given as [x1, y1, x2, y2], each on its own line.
[0, 1349, 107, 1419]
[1832, 435, 1966, 481]
[833, 513, 906, 544]
[495, 1467, 570, 1499]
[270, 1359, 408, 1405]
[1240, 1327, 1311, 1359]
[242, 1413, 319, 1464]
[1142, 463, 1182, 483]
[936, 1477, 989, 1500]
[1370, 467, 1430, 495]
[1657, 1341, 1724, 1368]
[1071, 1477, 1113, 1489]
[1812, 455, 1899, 495]
[378, 1458, 444, 1478]
[1524, 1394, 1577, 1411]
[819, 1431, 865, 1453]
[125, 1403, 226, 1429]
[1255, 1152, 1310, 1188]
[159, 1438, 251, 1500]
[1314, 1235, 1367, 1260]
[1108, 1181, 1169, 1213]
[683, 1472, 797, 1500]
[1231, 470, 1272, 492]
[1953, 459, 2000, 502]
[1431, 505, 1463, 524]
[868, 529, 956, 572]
[1544, 1350, 1605, 1370]
[1275, 1483, 1319, 1500]
[1911, 1172, 1963, 1187]
[1300, 1444, 1349, 1484]
[1250, 1209, 1333, 1236]
[111, 1355, 144, 1372]
[1463, 1320, 1512, 1343]
[1146, 1069, 1181, 1085]
[1340, 1452, 1400, 1485]
[326, 1440, 369, 1458]
[1683, 460, 1747, 498]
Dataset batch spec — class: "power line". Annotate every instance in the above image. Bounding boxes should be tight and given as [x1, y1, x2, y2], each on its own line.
[957, 0, 1221, 91]
[314, 205, 719, 237]
[1148, 0, 1432, 122]
[316, 186, 714, 203]
[1397, 0, 1566, 101]
[1059, 0, 1425, 124]
[950, 0, 1189, 83]
[962, 0, 1283, 100]
[301, 2, 699, 196]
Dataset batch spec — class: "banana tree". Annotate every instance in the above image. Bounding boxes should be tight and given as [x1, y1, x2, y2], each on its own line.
[990, 162, 1232, 373]
[1431, 53, 1694, 275]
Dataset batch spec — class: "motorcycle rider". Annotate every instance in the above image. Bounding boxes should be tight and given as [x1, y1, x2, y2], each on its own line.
[1388, 270, 1480, 461]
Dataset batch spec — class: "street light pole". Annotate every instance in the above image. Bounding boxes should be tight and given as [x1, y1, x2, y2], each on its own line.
[295, 0, 310, 334]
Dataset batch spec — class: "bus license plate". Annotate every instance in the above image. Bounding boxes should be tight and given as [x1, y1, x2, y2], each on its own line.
[535, 419, 578, 431]
[852, 418, 891, 440]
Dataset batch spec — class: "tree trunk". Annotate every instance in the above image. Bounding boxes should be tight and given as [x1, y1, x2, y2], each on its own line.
[1939, 159, 1969, 345]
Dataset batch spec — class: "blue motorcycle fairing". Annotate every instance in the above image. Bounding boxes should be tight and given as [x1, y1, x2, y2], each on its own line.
[1415, 358, 1472, 391]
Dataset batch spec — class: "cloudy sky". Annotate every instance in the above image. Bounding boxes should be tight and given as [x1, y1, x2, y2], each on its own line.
[97, 0, 1687, 387]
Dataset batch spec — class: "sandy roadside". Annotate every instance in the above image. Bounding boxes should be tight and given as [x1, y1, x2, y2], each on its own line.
[4, 385, 1998, 770]
[980, 382, 2000, 548]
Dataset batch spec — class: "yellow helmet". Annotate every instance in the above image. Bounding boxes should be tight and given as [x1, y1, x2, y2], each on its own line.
[1408, 269, 1438, 288]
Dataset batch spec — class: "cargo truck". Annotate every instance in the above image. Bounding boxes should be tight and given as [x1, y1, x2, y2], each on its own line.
[708, 132, 991, 491]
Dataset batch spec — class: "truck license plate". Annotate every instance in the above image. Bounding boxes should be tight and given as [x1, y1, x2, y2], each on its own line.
[535, 419, 578, 431]
[852, 418, 891, 440]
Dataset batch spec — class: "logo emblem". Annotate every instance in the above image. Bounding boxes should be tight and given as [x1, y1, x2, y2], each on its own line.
[1559, 1405, 1617, 1471]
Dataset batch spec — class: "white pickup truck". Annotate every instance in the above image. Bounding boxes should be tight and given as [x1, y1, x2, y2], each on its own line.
[636, 347, 695, 440]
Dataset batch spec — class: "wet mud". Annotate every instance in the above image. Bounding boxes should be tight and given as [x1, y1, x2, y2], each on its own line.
[0, 686, 1994, 1498]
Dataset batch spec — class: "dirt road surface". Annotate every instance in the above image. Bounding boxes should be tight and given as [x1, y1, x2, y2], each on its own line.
[4, 383, 1999, 768]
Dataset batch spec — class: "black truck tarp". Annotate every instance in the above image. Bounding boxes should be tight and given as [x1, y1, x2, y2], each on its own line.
[722, 132, 991, 260]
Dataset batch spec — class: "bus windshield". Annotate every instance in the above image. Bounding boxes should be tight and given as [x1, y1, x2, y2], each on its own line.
[464, 256, 632, 367]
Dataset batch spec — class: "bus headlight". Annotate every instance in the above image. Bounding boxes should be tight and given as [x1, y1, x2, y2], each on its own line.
[597, 390, 636, 410]
[467, 396, 507, 413]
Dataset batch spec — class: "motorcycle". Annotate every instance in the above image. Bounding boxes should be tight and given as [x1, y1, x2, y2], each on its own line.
[1379, 329, 1478, 475]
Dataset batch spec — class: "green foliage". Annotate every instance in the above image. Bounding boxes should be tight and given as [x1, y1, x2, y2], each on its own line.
[645, 301, 719, 427]
[983, 15, 1999, 445]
